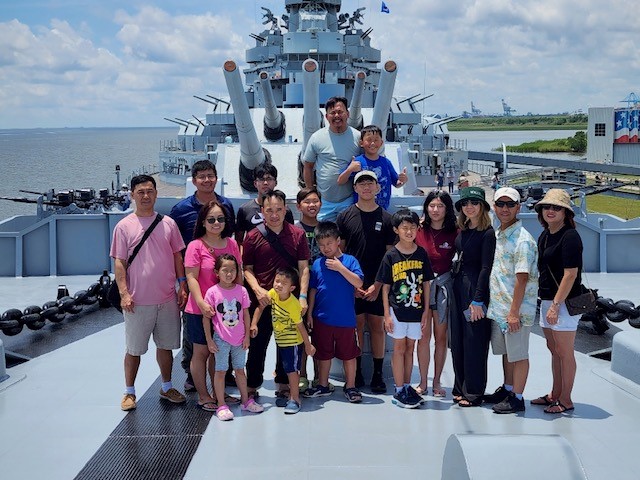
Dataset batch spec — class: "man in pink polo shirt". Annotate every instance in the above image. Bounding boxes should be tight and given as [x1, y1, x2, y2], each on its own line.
[111, 174, 189, 411]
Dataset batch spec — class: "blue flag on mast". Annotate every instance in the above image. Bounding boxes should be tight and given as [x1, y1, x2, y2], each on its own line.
[381, 2, 390, 13]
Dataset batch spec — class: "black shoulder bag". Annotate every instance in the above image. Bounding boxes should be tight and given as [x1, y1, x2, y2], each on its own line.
[256, 223, 298, 267]
[544, 232, 596, 316]
[109, 214, 164, 312]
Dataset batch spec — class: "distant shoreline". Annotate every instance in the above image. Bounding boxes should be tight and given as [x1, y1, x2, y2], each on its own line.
[449, 114, 588, 132]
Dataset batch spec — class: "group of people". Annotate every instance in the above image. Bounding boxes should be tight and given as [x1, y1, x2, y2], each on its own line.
[110, 94, 584, 419]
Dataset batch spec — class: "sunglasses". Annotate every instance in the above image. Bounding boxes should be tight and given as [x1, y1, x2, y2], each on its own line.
[541, 205, 563, 212]
[495, 200, 518, 208]
[460, 199, 481, 207]
[206, 216, 226, 224]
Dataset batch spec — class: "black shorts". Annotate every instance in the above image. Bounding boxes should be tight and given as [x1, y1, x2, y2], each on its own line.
[278, 344, 304, 373]
[355, 296, 384, 317]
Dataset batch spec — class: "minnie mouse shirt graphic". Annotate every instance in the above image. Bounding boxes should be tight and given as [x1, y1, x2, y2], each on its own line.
[204, 283, 251, 346]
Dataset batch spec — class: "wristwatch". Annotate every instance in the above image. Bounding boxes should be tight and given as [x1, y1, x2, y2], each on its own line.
[551, 301, 561, 308]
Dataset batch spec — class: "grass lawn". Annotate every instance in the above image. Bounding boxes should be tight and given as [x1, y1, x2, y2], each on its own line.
[586, 194, 640, 220]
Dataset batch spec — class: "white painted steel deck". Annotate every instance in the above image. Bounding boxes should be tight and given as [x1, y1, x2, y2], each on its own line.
[1, 274, 640, 479]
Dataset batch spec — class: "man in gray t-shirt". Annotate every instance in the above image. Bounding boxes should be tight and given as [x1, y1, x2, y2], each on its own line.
[303, 96, 361, 221]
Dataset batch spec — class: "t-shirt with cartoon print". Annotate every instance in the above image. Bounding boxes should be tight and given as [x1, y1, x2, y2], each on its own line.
[204, 283, 251, 346]
[376, 245, 435, 322]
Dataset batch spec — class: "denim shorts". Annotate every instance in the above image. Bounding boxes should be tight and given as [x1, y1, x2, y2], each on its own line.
[213, 332, 246, 371]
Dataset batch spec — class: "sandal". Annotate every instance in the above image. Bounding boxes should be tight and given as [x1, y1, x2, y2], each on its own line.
[241, 398, 264, 414]
[531, 394, 554, 406]
[344, 387, 363, 403]
[196, 401, 217, 412]
[216, 405, 234, 421]
[544, 400, 574, 414]
[415, 385, 427, 396]
[224, 393, 241, 405]
[458, 398, 481, 408]
[432, 384, 446, 398]
[453, 395, 463, 404]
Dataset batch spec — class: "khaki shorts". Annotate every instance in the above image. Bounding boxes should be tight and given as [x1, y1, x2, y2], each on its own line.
[124, 298, 181, 356]
[490, 321, 531, 362]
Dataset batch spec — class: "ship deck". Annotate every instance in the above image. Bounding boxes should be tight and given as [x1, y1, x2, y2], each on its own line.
[1, 273, 640, 479]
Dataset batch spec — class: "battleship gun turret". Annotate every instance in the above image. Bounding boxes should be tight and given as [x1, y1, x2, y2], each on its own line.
[371, 60, 398, 140]
[302, 58, 321, 155]
[259, 71, 286, 141]
[159, 0, 468, 199]
[348, 71, 366, 130]
[223, 60, 268, 192]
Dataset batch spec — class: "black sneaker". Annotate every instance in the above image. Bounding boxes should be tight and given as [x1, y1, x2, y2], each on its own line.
[392, 386, 420, 409]
[355, 369, 365, 389]
[405, 385, 424, 405]
[303, 385, 332, 398]
[493, 392, 525, 414]
[370, 373, 387, 394]
[484, 385, 510, 404]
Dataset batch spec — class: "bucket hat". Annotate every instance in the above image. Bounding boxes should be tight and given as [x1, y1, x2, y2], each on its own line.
[534, 188, 573, 215]
[455, 186, 490, 210]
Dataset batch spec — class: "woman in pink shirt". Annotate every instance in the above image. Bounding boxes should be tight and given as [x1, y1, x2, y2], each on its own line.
[415, 191, 458, 397]
[184, 199, 241, 411]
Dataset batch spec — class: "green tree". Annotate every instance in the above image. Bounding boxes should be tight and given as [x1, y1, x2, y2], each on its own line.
[568, 131, 587, 152]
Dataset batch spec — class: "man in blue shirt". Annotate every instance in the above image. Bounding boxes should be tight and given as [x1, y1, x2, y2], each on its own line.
[169, 159, 236, 390]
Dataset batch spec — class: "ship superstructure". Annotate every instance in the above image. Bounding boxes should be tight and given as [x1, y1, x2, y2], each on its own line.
[159, 0, 467, 201]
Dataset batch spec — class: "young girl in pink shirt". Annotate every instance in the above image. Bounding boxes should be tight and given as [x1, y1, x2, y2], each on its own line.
[204, 254, 264, 421]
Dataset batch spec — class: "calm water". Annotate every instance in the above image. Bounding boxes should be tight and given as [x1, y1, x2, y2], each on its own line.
[0, 127, 581, 220]
[0, 127, 174, 219]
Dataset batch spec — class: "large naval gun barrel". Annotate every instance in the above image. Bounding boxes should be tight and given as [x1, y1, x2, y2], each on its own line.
[259, 71, 286, 141]
[302, 59, 321, 154]
[371, 60, 398, 139]
[223, 60, 266, 191]
[348, 71, 366, 130]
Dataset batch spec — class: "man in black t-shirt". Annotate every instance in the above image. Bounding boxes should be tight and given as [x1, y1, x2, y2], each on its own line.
[235, 164, 295, 246]
[337, 171, 395, 393]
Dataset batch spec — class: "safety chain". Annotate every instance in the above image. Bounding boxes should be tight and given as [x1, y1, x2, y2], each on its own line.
[580, 296, 640, 335]
[0, 273, 112, 336]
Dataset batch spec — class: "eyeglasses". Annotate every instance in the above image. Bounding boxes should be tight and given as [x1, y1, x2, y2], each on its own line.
[460, 199, 481, 207]
[541, 204, 563, 212]
[495, 200, 518, 208]
[206, 216, 226, 224]
[195, 174, 216, 181]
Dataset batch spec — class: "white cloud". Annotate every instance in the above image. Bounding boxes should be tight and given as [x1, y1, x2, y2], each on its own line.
[0, 1, 639, 127]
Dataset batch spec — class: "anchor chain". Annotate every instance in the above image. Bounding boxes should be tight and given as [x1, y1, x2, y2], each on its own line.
[0, 272, 112, 336]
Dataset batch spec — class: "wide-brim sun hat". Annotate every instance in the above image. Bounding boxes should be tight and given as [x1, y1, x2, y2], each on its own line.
[534, 188, 574, 215]
[455, 186, 490, 211]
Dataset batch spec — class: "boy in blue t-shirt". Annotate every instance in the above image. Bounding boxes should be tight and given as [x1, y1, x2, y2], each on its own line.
[303, 221, 365, 403]
[336, 125, 408, 210]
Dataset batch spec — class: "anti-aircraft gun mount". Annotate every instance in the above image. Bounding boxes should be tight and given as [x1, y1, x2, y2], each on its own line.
[0, 188, 127, 218]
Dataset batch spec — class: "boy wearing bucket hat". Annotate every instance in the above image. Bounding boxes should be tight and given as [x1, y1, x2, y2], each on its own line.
[484, 187, 539, 414]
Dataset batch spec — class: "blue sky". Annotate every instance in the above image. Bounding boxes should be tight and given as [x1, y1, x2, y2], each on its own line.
[1, 0, 638, 128]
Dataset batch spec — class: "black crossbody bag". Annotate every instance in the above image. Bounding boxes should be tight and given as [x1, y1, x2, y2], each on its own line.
[108, 214, 164, 312]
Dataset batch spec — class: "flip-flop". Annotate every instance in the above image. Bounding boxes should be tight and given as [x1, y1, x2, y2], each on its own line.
[432, 385, 446, 397]
[531, 394, 554, 406]
[415, 385, 427, 396]
[224, 393, 241, 405]
[458, 398, 481, 408]
[544, 400, 574, 414]
[196, 401, 217, 412]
